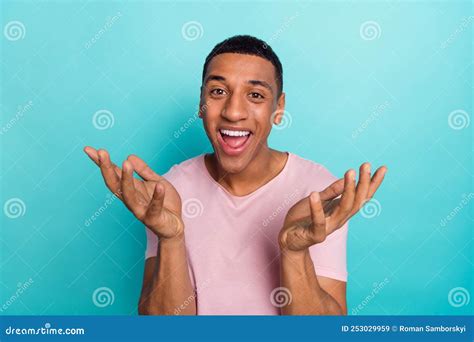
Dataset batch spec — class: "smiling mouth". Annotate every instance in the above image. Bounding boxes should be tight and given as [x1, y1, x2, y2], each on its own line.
[217, 128, 253, 156]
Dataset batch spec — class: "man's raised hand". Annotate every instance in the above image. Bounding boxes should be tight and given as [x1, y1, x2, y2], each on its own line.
[83, 147, 184, 239]
[278, 163, 387, 252]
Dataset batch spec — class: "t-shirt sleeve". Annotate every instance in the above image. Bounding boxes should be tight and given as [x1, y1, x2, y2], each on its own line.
[307, 163, 348, 282]
[308, 222, 348, 282]
[144, 226, 159, 260]
[144, 164, 181, 260]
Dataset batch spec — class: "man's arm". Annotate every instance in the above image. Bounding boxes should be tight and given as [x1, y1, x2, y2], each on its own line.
[278, 163, 387, 315]
[280, 249, 346, 315]
[82, 147, 195, 315]
[139, 236, 196, 315]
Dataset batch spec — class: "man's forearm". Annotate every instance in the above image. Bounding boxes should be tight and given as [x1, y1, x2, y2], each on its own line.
[280, 249, 343, 315]
[140, 236, 196, 315]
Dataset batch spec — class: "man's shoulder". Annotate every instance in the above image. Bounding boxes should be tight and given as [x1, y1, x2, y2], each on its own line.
[171, 154, 204, 171]
[289, 152, 338, 182]
[162, 154, 205, 182]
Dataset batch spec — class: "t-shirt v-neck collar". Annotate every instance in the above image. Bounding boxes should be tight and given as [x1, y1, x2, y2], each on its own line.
[200, 152, 292, 201]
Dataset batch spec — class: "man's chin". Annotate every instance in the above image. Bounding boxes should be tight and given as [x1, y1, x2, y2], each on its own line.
[215, 149, 253, 174]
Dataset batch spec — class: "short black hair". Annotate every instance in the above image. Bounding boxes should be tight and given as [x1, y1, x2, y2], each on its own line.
[202, 35, 283, 96]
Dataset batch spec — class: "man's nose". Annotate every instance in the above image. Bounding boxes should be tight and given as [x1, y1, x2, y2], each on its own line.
[221, 93, 248, 121]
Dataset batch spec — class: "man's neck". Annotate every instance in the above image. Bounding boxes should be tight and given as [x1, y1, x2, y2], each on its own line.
[205, 147, 288, 197]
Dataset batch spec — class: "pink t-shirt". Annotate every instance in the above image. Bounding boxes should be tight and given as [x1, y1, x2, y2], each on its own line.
[145, 152, 348, 315]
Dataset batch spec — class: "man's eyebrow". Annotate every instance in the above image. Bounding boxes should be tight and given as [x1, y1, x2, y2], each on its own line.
[204, 75, 274, 94]
[204, 74, 226, 84]
[247, 79, 273, 94]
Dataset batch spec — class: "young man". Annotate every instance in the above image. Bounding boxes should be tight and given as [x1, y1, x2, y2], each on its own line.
[84, 35, 387, 315]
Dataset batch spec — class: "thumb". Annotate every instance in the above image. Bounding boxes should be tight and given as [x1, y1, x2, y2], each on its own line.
[309, 192, 326, 242]
[146, 182, 165, 217]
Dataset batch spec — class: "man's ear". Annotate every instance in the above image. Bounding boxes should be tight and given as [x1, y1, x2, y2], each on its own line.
[198, 86, 205, 118]
[198, 103, 204, 118]
[272, 92, 286, 125]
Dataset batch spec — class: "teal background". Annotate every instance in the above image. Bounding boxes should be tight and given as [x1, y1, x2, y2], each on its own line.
[1, 0, 472, 315]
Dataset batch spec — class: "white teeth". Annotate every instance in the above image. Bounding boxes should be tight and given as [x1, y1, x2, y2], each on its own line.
[220, 129, 250, 137]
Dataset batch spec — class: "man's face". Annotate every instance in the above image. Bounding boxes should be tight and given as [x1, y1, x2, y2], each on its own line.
[200, 53, 285, 174]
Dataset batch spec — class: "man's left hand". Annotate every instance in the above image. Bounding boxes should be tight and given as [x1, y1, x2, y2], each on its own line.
[278, 163, 387, 252]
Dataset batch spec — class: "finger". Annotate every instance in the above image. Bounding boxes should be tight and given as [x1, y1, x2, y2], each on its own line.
[367, 166, 388, 198]
[98, 149, 122, 197]
[319, 178, 345, 201]
[145, 183, 165, 218]
[127, 155, 161, 181]
[334, 169, 356, 220]
[85, 146, 122, 177]
[121, 160, 144, 217]
[352, 163, 371, 213]
[84, 146, 100, 165]
[309, 192, 326, 242]
[99, 149, 122, 177]
[93, 151, 146, 195]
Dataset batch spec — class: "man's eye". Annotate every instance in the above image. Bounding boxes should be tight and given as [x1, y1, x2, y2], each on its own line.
[250, 92, 264, 99]
[210, 89, 226, 96]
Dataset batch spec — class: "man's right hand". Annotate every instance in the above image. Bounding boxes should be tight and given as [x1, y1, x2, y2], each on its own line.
[83, 146, 184, 240]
